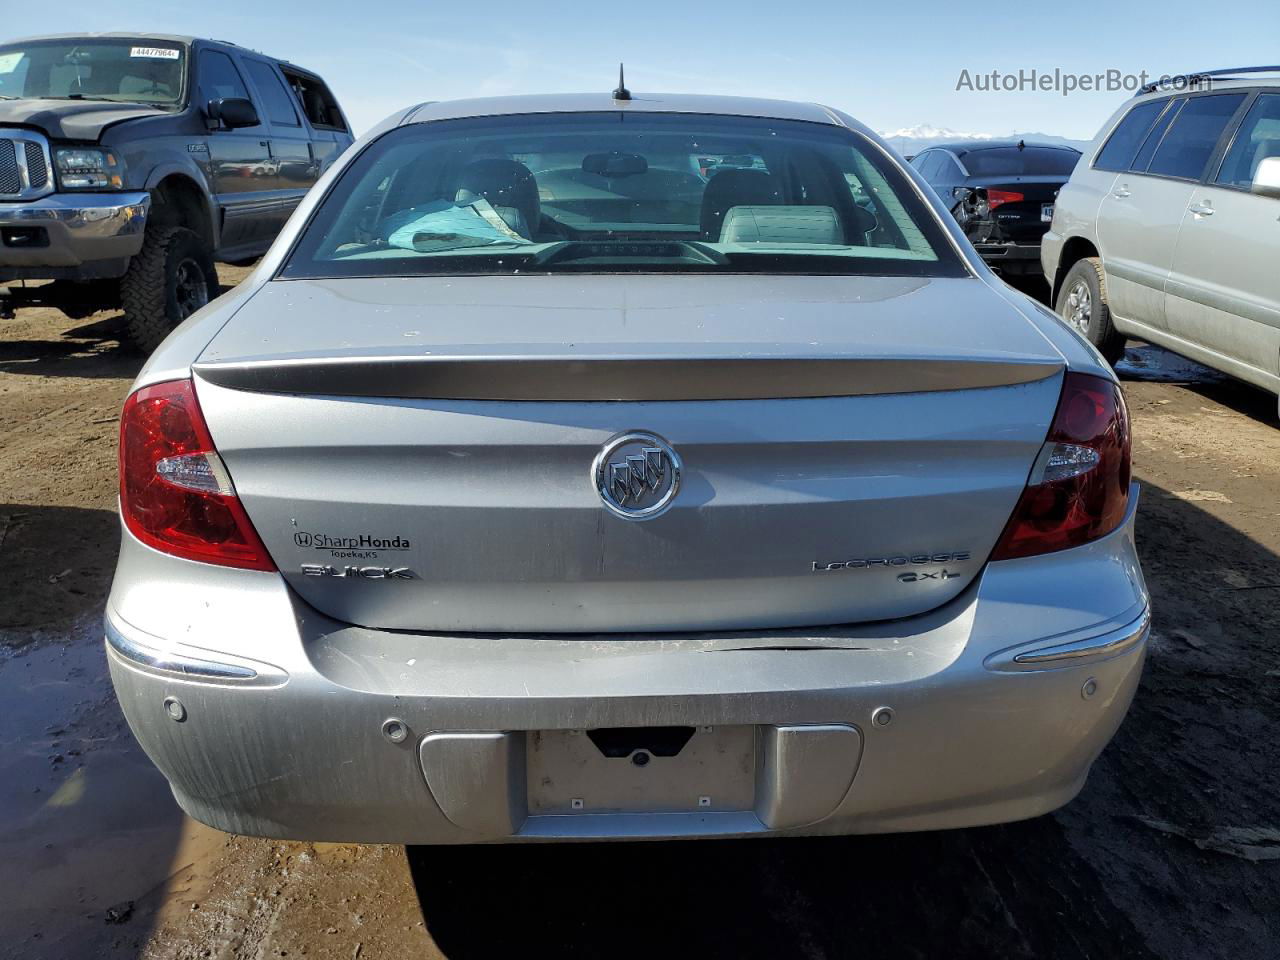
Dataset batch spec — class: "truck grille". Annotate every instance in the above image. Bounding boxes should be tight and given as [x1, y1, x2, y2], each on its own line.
[0, 140, 18, 195]
[0, 131, 54, 199]
[23, 141, 49, 191]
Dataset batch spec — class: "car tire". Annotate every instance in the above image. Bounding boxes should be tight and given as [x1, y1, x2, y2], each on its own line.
[121, 226, 218, 353]
[1055, 257, 1126, 365]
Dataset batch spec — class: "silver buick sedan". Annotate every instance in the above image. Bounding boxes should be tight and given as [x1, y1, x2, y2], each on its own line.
[107, 92, 1148, 843]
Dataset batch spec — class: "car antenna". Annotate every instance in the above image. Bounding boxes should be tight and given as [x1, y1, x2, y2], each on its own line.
[612, 63, 631, 101]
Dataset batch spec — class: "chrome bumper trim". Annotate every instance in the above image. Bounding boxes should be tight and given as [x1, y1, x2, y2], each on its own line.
[105, 615, 287, 686]
[985, 605, 1150, 672]
[1014, 611, 1150, 664]
[0, 191, 150, 237]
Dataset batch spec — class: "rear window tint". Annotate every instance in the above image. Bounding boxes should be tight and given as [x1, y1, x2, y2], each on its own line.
[282, 112, 968, 280]
[244, 59, 299, 127]
[961, 147, 1080, 177]
[1216, 93, 1280, 188]
[1094, 100, 1165, 172]
[1147, 93, 1246, 180]
[1130, 99, 1183, 172]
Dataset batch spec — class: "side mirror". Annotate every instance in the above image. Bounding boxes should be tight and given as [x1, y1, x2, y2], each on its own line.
[208, 97, 260, 129]
[951, 186, 975, 202]
[1251, 155, 1280, 200]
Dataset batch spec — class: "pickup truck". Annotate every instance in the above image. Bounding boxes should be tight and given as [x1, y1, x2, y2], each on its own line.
[0, 33, 353, 350]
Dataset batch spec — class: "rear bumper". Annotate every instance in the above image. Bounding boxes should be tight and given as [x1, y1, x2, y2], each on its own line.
[974, 241, 1044, 275]
[0, 191, 148, 277]
[106, 490, 1149, 843]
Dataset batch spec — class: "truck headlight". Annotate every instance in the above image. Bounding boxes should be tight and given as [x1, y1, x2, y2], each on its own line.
[54, 147, 126, 190]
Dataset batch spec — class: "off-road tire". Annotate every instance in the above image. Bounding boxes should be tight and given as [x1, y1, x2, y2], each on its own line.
[121, 226, 218, 353]
[1056, 257, 1126, 365]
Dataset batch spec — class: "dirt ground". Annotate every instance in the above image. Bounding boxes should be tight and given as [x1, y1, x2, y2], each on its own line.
[1, 271, 1277, 959]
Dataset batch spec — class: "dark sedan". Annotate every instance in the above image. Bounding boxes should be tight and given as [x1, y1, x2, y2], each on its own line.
[910, 140, 1081, 278]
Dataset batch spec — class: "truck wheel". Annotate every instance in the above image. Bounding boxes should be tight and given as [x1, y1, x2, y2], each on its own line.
[121, 226, 218, 353]
[1055, 257, 1126, 365]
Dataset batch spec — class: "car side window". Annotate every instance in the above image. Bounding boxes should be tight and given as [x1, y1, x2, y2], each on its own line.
[1094, 100, 1166, 172]
[243, 59, 300, 127]
[917, 152, 943, 182]
[283, 70, 348, 132]
[1146, 93, 1247, 181]
[1215, 93, 1280, 189]
[1129, 99, 1182, 172]
[938, 154, 963, 180]
[198, 49, 252, 110]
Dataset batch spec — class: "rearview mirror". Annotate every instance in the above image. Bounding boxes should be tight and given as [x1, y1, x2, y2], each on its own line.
[582, 151, 648, 178]
[1251, 155, 1280, 200]
[209, 97, 260, 129]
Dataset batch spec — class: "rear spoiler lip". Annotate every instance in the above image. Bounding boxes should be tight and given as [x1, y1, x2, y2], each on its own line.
[192, 353, 1065, 401]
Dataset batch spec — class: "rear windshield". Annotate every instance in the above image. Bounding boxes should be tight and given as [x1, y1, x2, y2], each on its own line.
[961, 146, 1081, 177]
[281, 112, 967, 279]
[0, 38, 186, 106]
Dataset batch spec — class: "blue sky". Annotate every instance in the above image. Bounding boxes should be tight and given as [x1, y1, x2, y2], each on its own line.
[8, 0, 1280, 138]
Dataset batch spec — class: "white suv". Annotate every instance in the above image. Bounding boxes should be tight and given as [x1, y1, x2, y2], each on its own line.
[1043, 68, 1280, 416]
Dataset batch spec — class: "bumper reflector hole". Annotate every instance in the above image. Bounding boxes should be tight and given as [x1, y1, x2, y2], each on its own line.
[381, 718, 409, 744]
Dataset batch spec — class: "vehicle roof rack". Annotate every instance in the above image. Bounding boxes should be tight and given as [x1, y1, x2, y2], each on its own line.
[1140, 65, 1280, 94]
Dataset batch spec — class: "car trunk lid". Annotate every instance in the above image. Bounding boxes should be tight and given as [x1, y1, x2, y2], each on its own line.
[192, 274, 1065, 633]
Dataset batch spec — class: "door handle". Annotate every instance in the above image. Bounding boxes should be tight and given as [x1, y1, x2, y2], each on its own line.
[1111, 187, 1131, 199]
[1190, 200, 1214, 217]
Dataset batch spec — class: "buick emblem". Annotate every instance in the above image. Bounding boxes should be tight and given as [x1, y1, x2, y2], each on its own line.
[592, 431, 682, 521]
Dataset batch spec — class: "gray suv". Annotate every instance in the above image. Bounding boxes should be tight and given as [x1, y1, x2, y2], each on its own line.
[0, 33, 352, 350]
[1043, 67, 1280, 417]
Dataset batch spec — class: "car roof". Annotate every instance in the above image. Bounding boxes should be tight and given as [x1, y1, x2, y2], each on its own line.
[924, 140, 1081, 155]
[399, 93, 847, 126]
[3, 32, 307, 69]
[1132, 69, 1280, 99]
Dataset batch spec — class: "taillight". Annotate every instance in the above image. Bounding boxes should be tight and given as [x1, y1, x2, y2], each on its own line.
[119, 378, 275, 571]
[986, 188, 1025, 210]
[991, 372, 1131, 561]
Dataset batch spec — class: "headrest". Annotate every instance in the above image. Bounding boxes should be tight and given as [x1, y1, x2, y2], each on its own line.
[718, 205, 843, 245]
[455, 159, 540, 235]
[700, 170, 780, 238]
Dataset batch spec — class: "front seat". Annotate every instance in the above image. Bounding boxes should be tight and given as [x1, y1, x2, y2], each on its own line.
[454, 158, 541, 239]
[699, 170, 781, 240]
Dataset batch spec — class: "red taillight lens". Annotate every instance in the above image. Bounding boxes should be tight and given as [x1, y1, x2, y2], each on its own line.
[991, 372, 1131, 561]
[986, 189, 1025, 210]
[119, 379, 275, 571]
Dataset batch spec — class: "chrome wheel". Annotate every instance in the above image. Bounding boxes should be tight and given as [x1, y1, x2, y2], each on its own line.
[1064, 278, 1092, 335]
[174, 258, 209, 320]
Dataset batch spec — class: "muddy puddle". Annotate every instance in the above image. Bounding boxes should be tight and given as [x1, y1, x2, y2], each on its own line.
[0, 615, 189, 958]
[1116, 343, 1227, 384]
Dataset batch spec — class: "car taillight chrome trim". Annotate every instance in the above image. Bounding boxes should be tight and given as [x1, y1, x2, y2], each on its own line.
[155, 450, 235, 495]
[1030, 441, 1100, 484]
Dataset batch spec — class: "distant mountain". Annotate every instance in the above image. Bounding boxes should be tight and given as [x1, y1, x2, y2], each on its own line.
[878, 124, 1091, 157]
